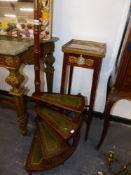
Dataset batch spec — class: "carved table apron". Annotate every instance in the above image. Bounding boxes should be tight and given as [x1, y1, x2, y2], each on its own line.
[0, 37, 58, 135]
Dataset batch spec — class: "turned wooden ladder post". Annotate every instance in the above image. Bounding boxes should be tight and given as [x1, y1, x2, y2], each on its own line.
[25, 1, 85, 173]
[34, 0, 41, 96]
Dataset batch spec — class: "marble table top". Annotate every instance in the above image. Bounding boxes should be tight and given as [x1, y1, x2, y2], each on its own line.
[0, 37, 58, 56]
[0, 39, 33, 56]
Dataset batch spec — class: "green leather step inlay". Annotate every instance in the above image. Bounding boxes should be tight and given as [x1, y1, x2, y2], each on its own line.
[37, 107, 79, 139]
[38, 120, 69, 158]
[25, 130, 43, 170]
[33, 93, 84, 112]
[43, 94, 83, 109]
[31, 135, 43, 164]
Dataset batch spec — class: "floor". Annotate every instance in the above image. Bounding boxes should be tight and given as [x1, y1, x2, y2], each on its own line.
[0, 101, 131, 175]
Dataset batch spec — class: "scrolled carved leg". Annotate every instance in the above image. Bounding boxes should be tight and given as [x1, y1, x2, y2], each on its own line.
[44, 53, 55, 93]
[5, 71, 24, 93]
[5, 70, 27, 135]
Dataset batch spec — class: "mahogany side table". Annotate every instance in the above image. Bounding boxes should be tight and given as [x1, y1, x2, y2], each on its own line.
[60, 39, 106, 140]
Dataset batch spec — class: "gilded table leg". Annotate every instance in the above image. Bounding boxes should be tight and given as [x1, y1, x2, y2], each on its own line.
[5, 71, 27, 135]
[13, 94, 27, 135]
[44, 53, 55, 93]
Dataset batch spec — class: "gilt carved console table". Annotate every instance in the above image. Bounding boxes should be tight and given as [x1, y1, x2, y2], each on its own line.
[0, 36, 58, 135]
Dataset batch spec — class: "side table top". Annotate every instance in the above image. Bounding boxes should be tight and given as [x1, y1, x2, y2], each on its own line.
[62, 39, 106, 58]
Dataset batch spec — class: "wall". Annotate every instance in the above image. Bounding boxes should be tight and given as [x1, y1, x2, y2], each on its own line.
[52, 0, 131, 119]
[0, 0, 131, 119]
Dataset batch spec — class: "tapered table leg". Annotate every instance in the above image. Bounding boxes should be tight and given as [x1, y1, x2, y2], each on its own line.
[96, 88, 118, 149]
[85, 59, 102, 141]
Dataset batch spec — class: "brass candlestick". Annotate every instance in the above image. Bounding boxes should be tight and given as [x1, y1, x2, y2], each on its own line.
[96, 150, 131, 175]
[105, 150, 131, 175]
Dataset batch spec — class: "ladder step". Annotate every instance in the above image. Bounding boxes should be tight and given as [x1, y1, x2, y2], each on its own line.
[32, 93, 85, 113]
[25, 130, 45, 171]
[35, 106, 82, 140]
[37, 120, 70, 158]
[25, 120, 79, 172]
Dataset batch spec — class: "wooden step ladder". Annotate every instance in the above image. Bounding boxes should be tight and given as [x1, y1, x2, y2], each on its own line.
[25, 1, 86, 174]
[25, 94, 85, 172]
